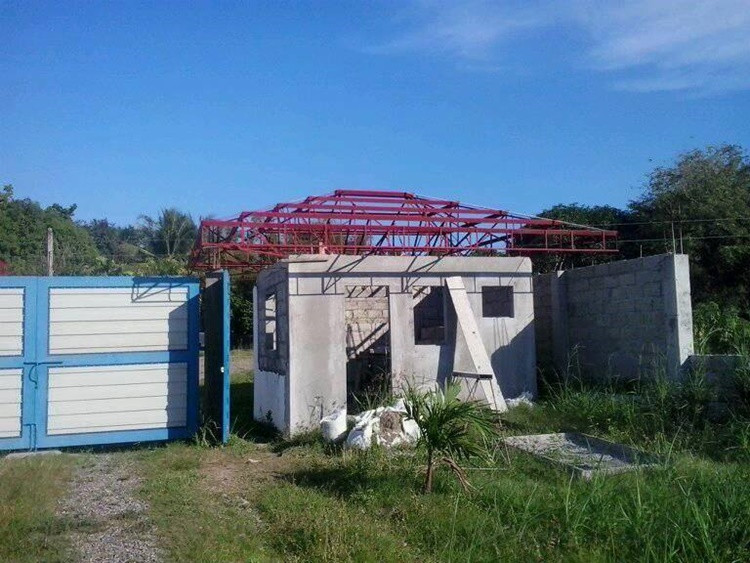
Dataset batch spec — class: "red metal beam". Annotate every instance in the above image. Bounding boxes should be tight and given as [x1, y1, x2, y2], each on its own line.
[191, 189, 618, 271]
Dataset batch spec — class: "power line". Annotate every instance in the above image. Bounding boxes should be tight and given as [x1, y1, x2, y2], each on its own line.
[618, 234, 750, 244]
[590, 217, 750, 228]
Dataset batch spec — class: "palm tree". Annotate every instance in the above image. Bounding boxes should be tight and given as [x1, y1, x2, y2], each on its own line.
[139, 208, 197, 258]
[405, 383, 498, 493]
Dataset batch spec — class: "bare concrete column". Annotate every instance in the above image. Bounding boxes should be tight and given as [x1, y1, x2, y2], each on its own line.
[662, 254, 694, 379]
[549, 271, 570, 372]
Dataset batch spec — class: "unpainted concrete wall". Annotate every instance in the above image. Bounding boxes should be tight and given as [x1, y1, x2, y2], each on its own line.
[345, 285, 390, 357]
[534, 254, 694, 381]
[254, 255, 537, 435]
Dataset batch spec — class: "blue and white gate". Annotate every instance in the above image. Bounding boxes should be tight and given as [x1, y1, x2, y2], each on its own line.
[0, 276, 200, 451]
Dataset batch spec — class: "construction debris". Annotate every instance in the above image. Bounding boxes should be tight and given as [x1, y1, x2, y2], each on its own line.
[335, 400, 421, 450]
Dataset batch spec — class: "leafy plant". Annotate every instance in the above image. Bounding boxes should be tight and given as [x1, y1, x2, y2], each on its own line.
[230, 278, 255, 347]
[405, 384, 497, 493]
[693, 301, 750, 354]
[732, 349, 750, 413]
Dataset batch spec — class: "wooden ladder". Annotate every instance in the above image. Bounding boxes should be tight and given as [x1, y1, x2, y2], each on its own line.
[444, 276, 508, 412]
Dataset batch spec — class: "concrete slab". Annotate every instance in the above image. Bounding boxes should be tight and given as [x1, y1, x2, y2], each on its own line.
[503, 433, 658, 480]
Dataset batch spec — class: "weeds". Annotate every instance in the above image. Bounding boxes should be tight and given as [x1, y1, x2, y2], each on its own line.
[132, 352, 750, 561]
[0, 455, 76, 562]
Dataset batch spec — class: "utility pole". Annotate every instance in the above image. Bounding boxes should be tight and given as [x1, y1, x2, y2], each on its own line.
[46, 227, 54, 276]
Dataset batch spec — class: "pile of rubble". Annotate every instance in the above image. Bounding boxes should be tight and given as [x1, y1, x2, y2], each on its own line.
[320, 399, 421, 450]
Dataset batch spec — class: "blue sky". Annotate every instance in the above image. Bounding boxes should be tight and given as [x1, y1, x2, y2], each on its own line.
[3, 0, 749, 225]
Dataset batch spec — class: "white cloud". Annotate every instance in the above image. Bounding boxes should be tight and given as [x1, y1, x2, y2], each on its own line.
[369, 1, 551, 60]
[575, 0, 750, 92]
[370, 0, 750, 93]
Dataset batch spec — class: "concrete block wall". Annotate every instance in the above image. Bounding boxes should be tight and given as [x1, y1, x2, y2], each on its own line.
[344, 285, 390, 357]
[534, 254, 694, 381]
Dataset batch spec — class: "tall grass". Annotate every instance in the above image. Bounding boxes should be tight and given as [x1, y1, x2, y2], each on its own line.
[137, 351, 750, 562]
[526, 355, 750, 463]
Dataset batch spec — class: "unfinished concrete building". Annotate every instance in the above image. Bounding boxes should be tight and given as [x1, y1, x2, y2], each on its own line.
[252, 252, 697, 435]
[203, 190, 695, 435]
[253, 255, 536, 434]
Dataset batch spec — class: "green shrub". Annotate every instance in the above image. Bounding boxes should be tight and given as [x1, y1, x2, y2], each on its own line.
[694, 301, 750, 354]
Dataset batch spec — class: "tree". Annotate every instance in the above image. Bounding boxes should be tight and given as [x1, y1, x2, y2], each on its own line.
[405, 384, 497, 493]
[0, 184, 13, 205]
[139, 208, 197, 258]
[0, 187, 99, 275]
[85, 219, 123, 256]
[83, 219, 152, 272]
[629, 145, 750, 309]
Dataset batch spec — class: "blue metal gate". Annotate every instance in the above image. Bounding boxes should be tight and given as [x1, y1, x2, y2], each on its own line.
[0, 276, 200, 451]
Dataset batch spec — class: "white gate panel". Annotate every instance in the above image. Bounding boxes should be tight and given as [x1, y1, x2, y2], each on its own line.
[0, 289, 24, 356]
[49, 287, 188, 354]
[47, 363, 187, 435]
[0, 368, 22, 438]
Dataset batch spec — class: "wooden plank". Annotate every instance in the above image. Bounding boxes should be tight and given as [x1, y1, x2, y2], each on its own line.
[0, 289, 24, 310]
[0, 388, 21, 403]
[47, 421, 183, 434]
[0, 323, 23, 337]
[444, 276, 508, 412]
[0, 403, 21, 417]
[47, 362, 188, 433]
[0, 369, 22, 391]
[48, 287, 190, 354]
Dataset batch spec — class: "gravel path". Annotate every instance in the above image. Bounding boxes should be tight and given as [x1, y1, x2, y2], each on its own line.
[58, 454, 163, 563]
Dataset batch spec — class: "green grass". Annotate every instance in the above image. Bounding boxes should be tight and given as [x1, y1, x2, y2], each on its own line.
[136, 360, 750, 562]
[138, 444, 275, 562]
[4, 350, 743, 562]
[0, 454, 77, 562]
[139, 436, 750, 562]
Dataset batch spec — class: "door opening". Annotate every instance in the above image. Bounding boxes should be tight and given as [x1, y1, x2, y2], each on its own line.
[344, 285, 391, 413]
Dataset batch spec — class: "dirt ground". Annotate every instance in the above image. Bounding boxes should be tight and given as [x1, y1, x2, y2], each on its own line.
[58, 454, 163, 562]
